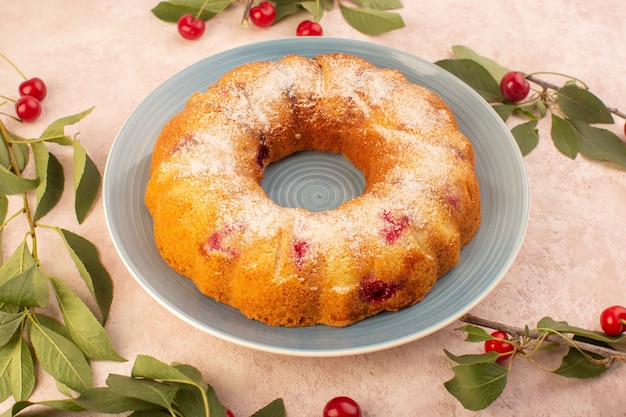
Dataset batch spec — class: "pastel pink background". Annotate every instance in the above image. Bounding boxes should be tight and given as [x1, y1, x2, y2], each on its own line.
[2, 1, 625, 415]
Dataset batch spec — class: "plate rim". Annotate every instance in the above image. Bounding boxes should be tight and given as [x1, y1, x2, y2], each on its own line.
[103, 37, 530, 356]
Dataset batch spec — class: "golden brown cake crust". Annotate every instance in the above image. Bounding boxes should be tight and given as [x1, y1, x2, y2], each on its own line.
[145, 53, 481, 327]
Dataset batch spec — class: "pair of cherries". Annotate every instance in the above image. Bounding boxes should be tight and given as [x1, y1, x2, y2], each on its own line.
[14, 77, 48, 122]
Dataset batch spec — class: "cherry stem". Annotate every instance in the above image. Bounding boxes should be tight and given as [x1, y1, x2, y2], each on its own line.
[0, 52, 28, 80]
[460, 313, 625, 365]
[194, 0, 211, 19]
[525, 73, 626, 121]
[0, 94, 17, 103]
[241, 0, 254, 27]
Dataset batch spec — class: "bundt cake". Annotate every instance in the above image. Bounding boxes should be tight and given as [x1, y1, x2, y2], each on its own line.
[145, 53, 481, 327]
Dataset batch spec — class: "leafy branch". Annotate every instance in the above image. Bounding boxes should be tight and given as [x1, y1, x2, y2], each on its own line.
[151, 0, 405, 36]
[444, 314, 625, 411]
[4, 355, 285, 417]
[435, 46, 626, 168]
[0, 110, 285, 416]
[0, 109, 123, 404]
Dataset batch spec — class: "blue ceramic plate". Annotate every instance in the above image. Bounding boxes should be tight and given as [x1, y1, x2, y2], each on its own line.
[103, 38, 530, 356]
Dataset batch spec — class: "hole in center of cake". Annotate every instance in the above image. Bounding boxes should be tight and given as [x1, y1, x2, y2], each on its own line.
[261, 150, 366, 212]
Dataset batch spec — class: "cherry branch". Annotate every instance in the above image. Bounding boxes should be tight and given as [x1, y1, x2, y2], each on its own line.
[526, 74, 626, 120]
[460, 313, 626, 364]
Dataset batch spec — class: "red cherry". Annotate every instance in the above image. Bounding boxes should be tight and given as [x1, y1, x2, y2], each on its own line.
[15, 96, 42, 122]
[323, 396, 362, 417]
[600, 305, 626, 336]
[296, 20, 323, 36]
[484, 330, 515, 362]
[249, 1, 276, 28]
[499, 71, 530, 102]
[177, 14, 205, 40]
[226, 410, 235, 417]
[19, 77, 47, 101]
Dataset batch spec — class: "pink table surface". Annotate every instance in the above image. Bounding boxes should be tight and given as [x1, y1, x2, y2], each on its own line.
[2, 1, 625, 416]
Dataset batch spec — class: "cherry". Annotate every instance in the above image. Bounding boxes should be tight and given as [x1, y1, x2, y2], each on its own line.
[600, 305, 626, 336]
[226, 410, 235, 417]
[379, 210, 409, 244]
[323, 396, 362, 417]
[15, 95, 42, 122]
[19, 77, 47, 101]
[249, 1, 276, 28]
[484, 330, 515, 362]
[293, 239, 310, 267]
[499, 71, 530, 102]
[296, 20, 323, 36]
[359, 275, 403, 304]
[177, 14, 206, 40]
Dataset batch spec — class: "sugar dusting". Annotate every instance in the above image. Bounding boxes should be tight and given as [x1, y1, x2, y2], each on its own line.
[151, 53, 477, 303]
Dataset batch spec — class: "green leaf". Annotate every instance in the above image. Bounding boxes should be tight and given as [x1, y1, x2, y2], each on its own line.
[50, 277, 125, 362]
[11, 143, 30, 174]
[9, 333, 35, 401]
[536, 99, 547, 118]
[0, 264, 49, 307]
[0, 370, 10, 403]
[28, 320, 93, 392]
[557, 85, 613, 124]
[456, 324, 493, 342]
[444, 362, 508, 411]
[550, 114, 579, 159]
[0, 136, 10, 170]
[0, 399, 85, 416]
[511, 120, 539, 156]
[435, 59, 502, 102]
[0, 123, 30, 173]
[38, 107, 94, 145]
[553, 347, 608, 379]
[73, 140, 101, 224]
[251, 398, 287, 417]
[33, 313, 72, 339]
[321, 0, 334, 10]
[176, 384, 229, 417]
[350, 0, 403, 9]
[0, 243, 36, 291]
[339, 3, 405, 35]
[273, 2, 304, 23]
[106, 374, 179, 409]
[172, 363, 209, 388]
[537, 316, 626, 345]
[0, 311, 26, 347]
[570, 120, 626, 168]
[132, 355, 201, 386]
[57, 228, 113, 324]
[444, 349, 499, 365]
[0, 400, 35, 417]
[151, 0, 232, 23]
[0, 335, 18, 402]
[0, 193, 6, 260]
[32, 143, 65, 222]
[0, 164, 39, 195]
[491, 104, 516, 122]
[514, 104, 541, 120]
[451, 45, 510, 83]
[0, 192, 7, 221]
[76, 387, 161, 413]
[299, 1, 324, 21]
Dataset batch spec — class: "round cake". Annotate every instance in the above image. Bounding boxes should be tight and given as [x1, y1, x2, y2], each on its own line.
[145, 53, 481, 327]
